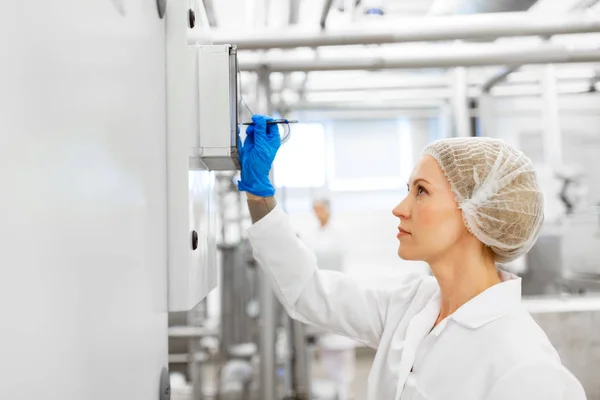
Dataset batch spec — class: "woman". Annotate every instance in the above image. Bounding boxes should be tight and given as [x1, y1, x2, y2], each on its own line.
[237, 115, 586, 400]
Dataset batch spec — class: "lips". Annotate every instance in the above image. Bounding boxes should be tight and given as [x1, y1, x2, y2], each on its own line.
[397, 227, 411, 238]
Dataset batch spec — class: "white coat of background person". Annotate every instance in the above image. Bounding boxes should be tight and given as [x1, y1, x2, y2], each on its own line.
[302, 197, 356, 399]
[236, 115, 587, 400]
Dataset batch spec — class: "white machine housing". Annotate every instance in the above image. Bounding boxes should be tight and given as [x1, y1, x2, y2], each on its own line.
[166, 4, 240, 311]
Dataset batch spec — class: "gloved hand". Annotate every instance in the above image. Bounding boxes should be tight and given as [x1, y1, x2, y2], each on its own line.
[237, 114, 281, 197]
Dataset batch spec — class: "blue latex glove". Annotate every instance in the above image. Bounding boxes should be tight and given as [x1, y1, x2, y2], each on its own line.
[237, 114, 281, 197]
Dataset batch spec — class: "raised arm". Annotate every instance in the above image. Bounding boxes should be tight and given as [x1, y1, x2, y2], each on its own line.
[236, 115, 418, 348]
[246, 194, 399, 348]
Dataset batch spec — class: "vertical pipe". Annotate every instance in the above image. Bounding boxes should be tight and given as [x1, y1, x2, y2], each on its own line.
[478, 93, 495, 138]
[256, 68, 278, 400]
[481, 66, 519, 94]
[289, 0, 301, 24]
[320, 0, 335, 29]
[438, 102, 452, 139]
[542, 64, 562, 166]
[452, 67, 471, 137]
[259, 275, 278, 400]
[290, 319, 312, 399]
[219, 244, 237, 356]
[190, 341, 205, 400]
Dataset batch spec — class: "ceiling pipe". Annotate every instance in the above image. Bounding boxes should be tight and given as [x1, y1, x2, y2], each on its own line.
[320, 0, 335, 29]
[282, 83, 592, 109]
[238, 44, 600, 72]
[207, 12, 600, 50]
[276, 76, 593, 93]
[429, 0, 538, 15]
[267, 68, 595, 92]
[479, 0, 599, 94]
[288, 100, 446, 111]
[481, 66, 520, 93]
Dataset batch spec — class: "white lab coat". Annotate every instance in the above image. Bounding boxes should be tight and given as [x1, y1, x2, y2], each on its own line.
[301, 222, 356, 351]
[248, 205, 587, 400]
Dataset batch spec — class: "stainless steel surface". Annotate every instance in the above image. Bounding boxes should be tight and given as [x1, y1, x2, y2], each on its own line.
[239, 44, 600, 72]
[211, 13, 600, 50]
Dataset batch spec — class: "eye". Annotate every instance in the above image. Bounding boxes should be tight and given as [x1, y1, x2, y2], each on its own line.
[417, 185, 427, 196]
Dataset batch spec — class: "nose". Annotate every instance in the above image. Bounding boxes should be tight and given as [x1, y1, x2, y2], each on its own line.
[392, 195, 410, 220]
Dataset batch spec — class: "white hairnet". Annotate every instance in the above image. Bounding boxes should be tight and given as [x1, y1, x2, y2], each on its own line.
[422, 137, 544, 263]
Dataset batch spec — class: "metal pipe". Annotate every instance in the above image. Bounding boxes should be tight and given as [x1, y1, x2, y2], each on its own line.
[273, 69, 594, 93]
[286, 79, 592, 109]
[239, 44, 600, 72]
[289, 0, 301, 25]
[478, 93, 494, 137]
[481, 66, 520, 93]
[452, 67, 471, 137]
[288, 100, 446, 110]
[256, 69, 278, 400]
[290, 319, 312, 399]
[320, 0, 335, 29]
[429, 0, 538, 14]
[209, 12, 600, 50]
[478, 1, 600, 95]
[542, 64, 562, 166]
[258, 269, 278, 400]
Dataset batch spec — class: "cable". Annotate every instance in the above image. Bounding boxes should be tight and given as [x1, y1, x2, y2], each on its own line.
[237, 59, 254, 118]
[237, 62, 294, 145]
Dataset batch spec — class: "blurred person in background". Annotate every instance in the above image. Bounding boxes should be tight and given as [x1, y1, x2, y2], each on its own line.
[303, 197, 356, 400]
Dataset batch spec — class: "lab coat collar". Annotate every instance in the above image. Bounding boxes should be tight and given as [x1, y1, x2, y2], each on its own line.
[449, 269, 522, 329]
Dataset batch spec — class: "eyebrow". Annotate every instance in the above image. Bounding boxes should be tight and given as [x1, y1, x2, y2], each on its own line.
[408, 178, 430, 188]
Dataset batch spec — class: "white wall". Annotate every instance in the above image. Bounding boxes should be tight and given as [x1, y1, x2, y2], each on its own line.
[0, 1, 168, 399]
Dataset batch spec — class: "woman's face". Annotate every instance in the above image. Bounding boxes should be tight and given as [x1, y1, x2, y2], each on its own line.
[392, 155, 467, 262]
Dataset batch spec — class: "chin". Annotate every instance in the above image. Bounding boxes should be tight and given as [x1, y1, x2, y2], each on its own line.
[398, 246, 419, 261]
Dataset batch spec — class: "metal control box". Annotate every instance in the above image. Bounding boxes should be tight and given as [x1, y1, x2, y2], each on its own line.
[197, 45, 241, 171]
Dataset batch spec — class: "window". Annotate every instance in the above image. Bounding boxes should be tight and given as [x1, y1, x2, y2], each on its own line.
[273, 123, 326, 188]
[327, 118, 411, 191]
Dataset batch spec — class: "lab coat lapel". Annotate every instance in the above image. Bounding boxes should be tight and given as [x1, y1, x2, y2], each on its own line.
[394, 295, 441, 400]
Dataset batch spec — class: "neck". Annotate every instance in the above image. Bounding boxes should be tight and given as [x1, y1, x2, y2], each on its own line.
[429, 243, 500, 323]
